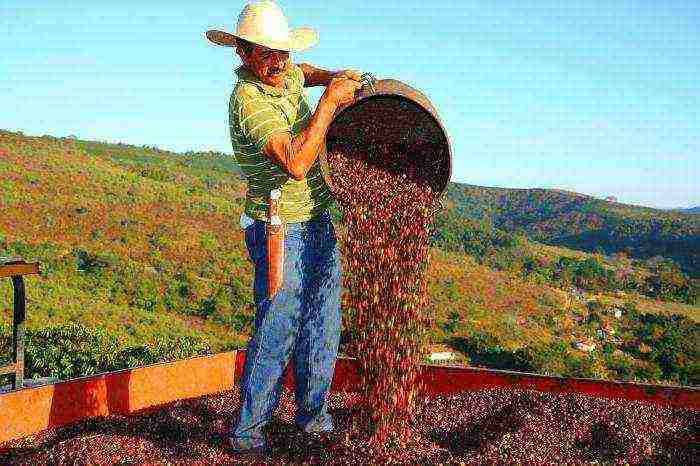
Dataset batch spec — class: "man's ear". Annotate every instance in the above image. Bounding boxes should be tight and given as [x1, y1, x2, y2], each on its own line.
[234, 42, 249, 63]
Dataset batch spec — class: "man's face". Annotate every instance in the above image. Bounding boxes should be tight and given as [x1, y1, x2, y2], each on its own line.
[239, 44, 290, 87]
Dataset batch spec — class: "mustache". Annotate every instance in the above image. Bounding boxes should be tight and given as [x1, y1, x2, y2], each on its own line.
[268, 62, 288, 74]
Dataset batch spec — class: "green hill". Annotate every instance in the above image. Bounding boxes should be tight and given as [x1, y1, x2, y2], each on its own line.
[445, 183, 699, 279]
[670, 206, 700, 215]
[0, 129, 697, 388]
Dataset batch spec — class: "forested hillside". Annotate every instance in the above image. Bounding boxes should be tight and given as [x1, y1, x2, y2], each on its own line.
[1, 129, 697, 389]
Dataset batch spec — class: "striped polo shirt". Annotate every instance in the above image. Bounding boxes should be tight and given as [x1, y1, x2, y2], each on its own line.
[229, 64, 334, 224]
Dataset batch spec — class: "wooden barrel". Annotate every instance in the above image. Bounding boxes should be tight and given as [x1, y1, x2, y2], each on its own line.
[323, 77, 452, 202]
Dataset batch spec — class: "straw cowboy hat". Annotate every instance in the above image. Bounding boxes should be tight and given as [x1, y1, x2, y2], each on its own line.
[205, 1, 318, 52]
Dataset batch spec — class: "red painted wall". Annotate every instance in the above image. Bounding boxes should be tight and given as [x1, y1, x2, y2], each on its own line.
[0, 350, 697, 446]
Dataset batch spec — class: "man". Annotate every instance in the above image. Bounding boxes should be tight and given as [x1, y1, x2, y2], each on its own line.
[204, 1, 362, 457]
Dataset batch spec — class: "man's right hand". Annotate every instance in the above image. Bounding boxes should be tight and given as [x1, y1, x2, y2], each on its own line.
[324, 77, 362, 107]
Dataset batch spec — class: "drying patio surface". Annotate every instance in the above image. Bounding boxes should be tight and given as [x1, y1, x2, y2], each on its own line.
[0, 385, 696, 465]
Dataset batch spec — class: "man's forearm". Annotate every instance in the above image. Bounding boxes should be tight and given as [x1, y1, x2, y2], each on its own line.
[287, 95, 337, 179]
[298, 63, 340, 87]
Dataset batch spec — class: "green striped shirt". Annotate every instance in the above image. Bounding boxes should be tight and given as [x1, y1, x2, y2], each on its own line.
[229, 64, 334, 223]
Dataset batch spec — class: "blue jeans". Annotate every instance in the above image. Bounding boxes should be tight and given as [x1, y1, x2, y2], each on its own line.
[229, 210, 342, 450]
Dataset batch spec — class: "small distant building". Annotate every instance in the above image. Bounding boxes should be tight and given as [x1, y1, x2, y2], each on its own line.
[429, 352, 457, 362]
[604, 196, 617, 202]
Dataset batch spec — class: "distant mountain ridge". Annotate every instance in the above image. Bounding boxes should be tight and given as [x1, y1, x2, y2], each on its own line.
[668, 206, 700, 214]
[444, 183, 699, 278]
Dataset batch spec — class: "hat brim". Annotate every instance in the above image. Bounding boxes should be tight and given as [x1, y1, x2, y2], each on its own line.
[204, 27, 318, 52]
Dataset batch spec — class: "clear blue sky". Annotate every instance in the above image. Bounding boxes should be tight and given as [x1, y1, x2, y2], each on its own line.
[1, 1, 698, 209]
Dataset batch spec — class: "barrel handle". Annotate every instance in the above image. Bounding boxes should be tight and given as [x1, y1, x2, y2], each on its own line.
[359, 72, 377, 95]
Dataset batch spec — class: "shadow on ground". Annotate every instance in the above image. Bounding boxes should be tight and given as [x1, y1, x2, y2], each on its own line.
[426, 391, 540, 457]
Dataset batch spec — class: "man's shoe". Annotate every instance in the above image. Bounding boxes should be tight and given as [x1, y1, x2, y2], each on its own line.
[225, 437, 272, 457]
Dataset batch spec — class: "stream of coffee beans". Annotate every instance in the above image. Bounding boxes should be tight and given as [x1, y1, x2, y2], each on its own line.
[326, 131, 443, 451]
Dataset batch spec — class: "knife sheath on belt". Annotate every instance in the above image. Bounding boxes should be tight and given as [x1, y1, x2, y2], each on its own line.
[267, 189, 284, 298]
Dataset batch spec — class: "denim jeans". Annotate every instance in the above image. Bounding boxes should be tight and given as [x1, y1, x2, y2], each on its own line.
[229, 210, 342, 450]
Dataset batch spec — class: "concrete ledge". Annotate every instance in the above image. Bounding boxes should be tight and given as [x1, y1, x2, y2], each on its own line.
[0, 351, 236, 445]
[418, 364, 700, 409]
